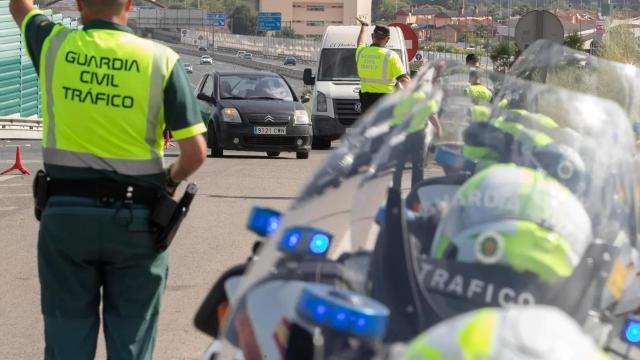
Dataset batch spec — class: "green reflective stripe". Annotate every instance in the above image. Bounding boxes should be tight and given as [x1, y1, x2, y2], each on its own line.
[44, 28, 73, 148]
[43, 148, 163, 176]
[502, 221, 574, 283]
[172, 123, 206, 140]
[403, 339, 447, 360]
[360, 77, 396, 85]
[381, 49, 393, 80]
[145, 43, 166, 158]
[458, 308, 496, 359]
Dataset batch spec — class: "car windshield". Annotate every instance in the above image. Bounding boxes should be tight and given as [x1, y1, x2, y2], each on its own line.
[219, 75, 293, 101]
[217, 41, 640, 357]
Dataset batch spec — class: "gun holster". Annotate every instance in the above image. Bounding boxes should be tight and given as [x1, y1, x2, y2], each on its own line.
[150, 193, 178, 231]
[32, 170, 50, 221]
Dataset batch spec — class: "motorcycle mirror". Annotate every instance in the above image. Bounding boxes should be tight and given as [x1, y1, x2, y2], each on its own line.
[247, 207, 282, 237]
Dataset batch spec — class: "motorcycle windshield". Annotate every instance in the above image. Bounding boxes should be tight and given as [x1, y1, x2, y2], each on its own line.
[220, 43, 638, 356]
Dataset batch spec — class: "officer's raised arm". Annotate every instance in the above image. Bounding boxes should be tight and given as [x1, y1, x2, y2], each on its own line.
[9, 0, 35, 28]
[356, 15, 369, 47]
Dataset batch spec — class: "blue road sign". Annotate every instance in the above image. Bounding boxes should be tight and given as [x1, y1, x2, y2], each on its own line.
[207, 12, 225, 27]
[257, 12, 281, 31]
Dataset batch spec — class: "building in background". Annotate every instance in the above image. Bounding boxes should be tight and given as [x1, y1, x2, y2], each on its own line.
[259, 0, 371, 37]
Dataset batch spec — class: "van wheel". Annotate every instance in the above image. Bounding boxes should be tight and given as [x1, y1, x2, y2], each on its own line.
[267, 152, 280, 157]
[296, 152, 309, 159]
[312, 137, 331, 150]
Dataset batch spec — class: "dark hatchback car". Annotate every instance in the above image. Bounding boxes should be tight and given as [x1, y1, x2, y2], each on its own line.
[196, 71, 312, 159]
[283, 56, 297, 66]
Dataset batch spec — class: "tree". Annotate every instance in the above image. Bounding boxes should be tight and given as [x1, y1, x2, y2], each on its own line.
[229, 5, 256, 35]
[276, 26, 297, 39]
[490, 42, 518, 73]
[375, 0, 409, 21]
[563, 32, 584, 50]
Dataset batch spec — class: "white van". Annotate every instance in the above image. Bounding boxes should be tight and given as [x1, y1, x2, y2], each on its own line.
[303, 26, 409, 149]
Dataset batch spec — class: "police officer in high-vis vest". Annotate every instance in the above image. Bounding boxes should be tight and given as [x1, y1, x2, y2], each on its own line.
[10, 0, 207, 358]
[355, 15, 410, 113]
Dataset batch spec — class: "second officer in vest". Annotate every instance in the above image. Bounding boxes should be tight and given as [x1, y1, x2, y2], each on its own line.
[10, 0, 207, 358]
[355, 16, 410, 113]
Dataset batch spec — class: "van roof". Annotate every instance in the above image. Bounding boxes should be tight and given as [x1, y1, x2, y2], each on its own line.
[321, 26, 406, 50]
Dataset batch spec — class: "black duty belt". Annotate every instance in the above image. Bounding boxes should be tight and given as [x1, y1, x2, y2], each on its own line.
[48, 179, 159, 206]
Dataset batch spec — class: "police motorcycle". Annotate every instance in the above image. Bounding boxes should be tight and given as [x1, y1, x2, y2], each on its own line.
[194, 56, 640, 359]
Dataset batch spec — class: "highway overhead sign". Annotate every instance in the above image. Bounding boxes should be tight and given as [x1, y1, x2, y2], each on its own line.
[514, 10, 564, 51]
[207, 12, 225, 27]
[257, 12, 282, 31]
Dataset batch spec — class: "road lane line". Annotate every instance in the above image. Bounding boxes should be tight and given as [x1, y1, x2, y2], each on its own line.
[0, 175, 20, 182]
[0, 183, 29, 187]
[0, 206, 18, 211]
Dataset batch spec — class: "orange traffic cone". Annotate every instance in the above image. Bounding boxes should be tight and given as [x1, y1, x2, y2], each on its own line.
[164, 131, 176, 149]
[1, 146, 31, 175]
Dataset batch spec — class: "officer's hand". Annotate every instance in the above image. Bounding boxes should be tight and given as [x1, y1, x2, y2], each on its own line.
[356, 16, 369, 26]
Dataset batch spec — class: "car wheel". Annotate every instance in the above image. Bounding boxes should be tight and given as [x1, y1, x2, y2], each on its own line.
[296, 152, 309, 160]
[266, 151, 280, 157]
[312, 137, 331, 150]
[208, 126, 224, 158]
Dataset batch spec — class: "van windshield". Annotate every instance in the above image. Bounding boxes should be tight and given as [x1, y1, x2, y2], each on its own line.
[317, 48, 404, 82]
[318, 48, 358, 81]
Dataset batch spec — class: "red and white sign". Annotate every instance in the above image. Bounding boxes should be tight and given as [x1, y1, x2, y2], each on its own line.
[596, 21, 606, 34]
[388, 22, 419, 61]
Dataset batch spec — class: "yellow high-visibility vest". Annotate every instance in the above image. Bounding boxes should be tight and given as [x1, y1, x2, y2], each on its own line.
[39, 24, 180, 176]
[356, 45, 404, 94]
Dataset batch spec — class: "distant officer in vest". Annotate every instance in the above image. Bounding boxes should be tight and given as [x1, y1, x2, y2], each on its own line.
[390, 87, 441, 188]
[355, 15, 410, 113]
[465, 70, 493, 104]
[10, 0, 207, 358]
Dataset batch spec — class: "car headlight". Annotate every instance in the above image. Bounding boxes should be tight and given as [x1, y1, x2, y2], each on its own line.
[222, 108, 242, 123]
[294, 110, 310, 125]
[317, 91, 327, 113]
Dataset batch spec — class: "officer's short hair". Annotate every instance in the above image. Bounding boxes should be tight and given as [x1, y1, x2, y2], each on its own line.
[83, 0, 128, 14]
[372, 25, 391, 39]
[466, 53, 480, 65]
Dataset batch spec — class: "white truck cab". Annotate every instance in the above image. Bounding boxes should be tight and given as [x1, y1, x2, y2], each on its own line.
[303, 25, 409, 149]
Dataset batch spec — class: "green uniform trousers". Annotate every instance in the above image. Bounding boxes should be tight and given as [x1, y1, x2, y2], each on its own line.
[38, 196, 169, 360]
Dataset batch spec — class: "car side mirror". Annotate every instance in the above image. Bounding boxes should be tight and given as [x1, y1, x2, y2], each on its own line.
[300, 95, 310, 104]
[303, 68, 315, 86]
[197, 92, 213, 103]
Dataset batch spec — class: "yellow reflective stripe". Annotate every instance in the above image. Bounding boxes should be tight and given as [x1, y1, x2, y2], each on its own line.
[458, 308, 496, 359]
[21, 9, 45, 37]
[403, 340, 446, 360]
[172, 122, 206, 140]
[43, 28, 73, 148]
[145, 43, 167, 158]
[43, 148, 164, 175]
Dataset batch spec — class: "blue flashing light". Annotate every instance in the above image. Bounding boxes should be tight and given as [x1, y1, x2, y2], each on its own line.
[309, 233, 331, 255]
[624, 319, 640, 344]
[281, 230, 301, 251]
[247, 207, 282, 237]
[296, 283, 390, 339]
[375, 206, 385, 226]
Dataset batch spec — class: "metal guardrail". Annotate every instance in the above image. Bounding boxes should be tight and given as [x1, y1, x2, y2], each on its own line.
[0, 117, 43, 140]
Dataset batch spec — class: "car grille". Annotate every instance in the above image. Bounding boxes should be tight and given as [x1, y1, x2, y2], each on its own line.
[246, 114, 291, 125]
[244, 136, 296, 147]
[334, 99, 361, 127]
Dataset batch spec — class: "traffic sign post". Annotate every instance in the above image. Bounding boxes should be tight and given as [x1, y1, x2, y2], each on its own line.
[388, 22, 420, 61]
[207, 13, 225, 53]
[257, 12, 282, 32]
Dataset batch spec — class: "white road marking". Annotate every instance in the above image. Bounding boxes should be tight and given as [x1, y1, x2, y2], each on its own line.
[0, 183, 29, 187]
[0, 206, 18, 211]
[0, 193, 31, 198]
[0, 175, 20, 182]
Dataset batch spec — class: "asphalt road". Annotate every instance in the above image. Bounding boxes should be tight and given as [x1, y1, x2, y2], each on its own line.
[0, 54, 323, 359]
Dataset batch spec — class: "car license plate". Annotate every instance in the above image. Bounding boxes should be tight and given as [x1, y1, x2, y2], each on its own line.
[254, 127, 286, 135]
